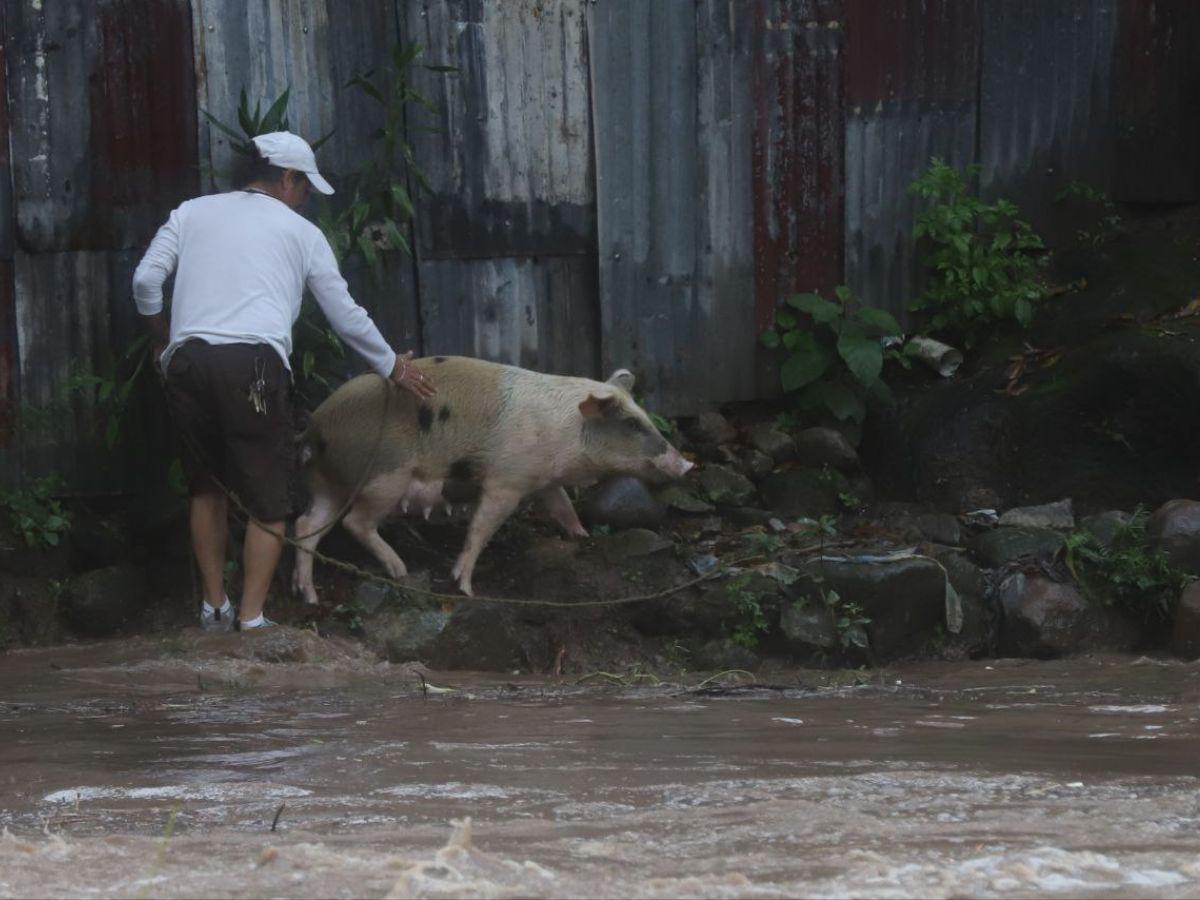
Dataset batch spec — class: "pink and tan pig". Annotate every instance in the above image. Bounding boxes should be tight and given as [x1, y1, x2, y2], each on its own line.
[292, 356, 692, 600]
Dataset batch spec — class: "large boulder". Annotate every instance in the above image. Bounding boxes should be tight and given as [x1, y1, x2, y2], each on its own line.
[59, 564, 149, 637]
[760, 468, 846, 518]
[778, 599, 837, 658]
[929, 548, 991, 656]
[695, 465, 757, 508]
[581, 476, 666, 530]
[790, 556, 948, 660]
[1079, 510, 1132, 548]
[793, 427, 859, 470]
[690, 638, 761, 672]
[1169, 581, 1200, 661]
[369, 608, 450, 663]
[655, 482, 715, 514]
[425, 602, 530, 671]
[594, 529, 674, 563]
[0, 520, 74, 579]
[971, 527, 1065, 569]
[996, 573, 1097, 657]
[999, 499, 1075, 530]
[690, 411, 737, 446]
[1147, 499, 1200, 574]
[748, 424, 797, 463]
[0, 575, 63, 646]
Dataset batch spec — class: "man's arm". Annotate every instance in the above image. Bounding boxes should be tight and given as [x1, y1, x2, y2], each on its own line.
[133, 209, 181, 368]
[306, 233, 434, 398]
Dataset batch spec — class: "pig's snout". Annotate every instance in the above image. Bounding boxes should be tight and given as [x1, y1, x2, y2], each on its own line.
[653, 448, 694, 479]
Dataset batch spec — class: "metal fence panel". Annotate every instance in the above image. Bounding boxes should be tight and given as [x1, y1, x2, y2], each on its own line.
[752, 0, 844, 335]
[842, 0, 980, 323]
[13, 249, 144, 491]
[6, 0, 198, 253]
[403, 0, 594, 260]
[591, 0, 756, 415]
[417, 255, 599, 378]
[979, 0, 1116, 243]
[1114, 0, 1200, 203]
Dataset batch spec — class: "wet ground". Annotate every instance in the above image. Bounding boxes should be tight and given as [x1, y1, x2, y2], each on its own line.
[1, 631, 1199, 898]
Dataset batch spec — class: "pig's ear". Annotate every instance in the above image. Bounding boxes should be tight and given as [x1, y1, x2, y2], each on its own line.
[579, 393, 618, 419]
[607, 369, 636, 392]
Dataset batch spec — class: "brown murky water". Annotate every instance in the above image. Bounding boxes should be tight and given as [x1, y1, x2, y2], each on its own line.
[1, 632, 1199, 898]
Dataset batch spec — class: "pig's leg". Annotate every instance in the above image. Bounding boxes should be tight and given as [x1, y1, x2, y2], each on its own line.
[293, 487, 341, 606]
[451, 485, 523, 596]
[534, 485, 588, 538]
[343, 485, 409, 580]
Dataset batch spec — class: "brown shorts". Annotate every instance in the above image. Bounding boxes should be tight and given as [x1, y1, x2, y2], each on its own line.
[164, 340, 295, 521]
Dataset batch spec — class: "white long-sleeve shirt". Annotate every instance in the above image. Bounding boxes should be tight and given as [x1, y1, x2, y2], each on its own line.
[132, 190, 397, 378]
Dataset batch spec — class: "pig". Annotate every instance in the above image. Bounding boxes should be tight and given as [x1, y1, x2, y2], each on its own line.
[292, 356, 693, 601]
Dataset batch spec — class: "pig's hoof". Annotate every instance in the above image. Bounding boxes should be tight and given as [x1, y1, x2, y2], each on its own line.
[458, 578, 474, 596]
[570, 525, 589, 538]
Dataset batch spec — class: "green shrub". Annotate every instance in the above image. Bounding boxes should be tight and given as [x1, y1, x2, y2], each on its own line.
[0, 478, 71, 548]
[1064, 507, 1194, 623]
[908, 159, 1045, 346]
[760, 286, 909, 424]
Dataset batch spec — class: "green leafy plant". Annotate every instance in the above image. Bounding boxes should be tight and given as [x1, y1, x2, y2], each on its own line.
[760, 286, 906, 424]
[0, 478, 71, 548]
[649, 413, 675, 437]
[316, 42, 452, 279]
[1055, 180, 1125, 246]
[1064, 507, 1193, 623]
[822, 587, 870, 650]
[727, 574, 770, 648]
[908, 159, 1046, 345]
[202, 88, 333, 160]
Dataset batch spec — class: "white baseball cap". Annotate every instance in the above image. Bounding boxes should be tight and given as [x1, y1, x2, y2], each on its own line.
[250, 131, 335, 195]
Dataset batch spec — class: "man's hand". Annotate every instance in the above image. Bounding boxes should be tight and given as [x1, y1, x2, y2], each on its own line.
[390, 350, 436, 399]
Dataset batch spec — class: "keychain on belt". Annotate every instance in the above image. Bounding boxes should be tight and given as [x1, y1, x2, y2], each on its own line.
[248, 358, 268, 415]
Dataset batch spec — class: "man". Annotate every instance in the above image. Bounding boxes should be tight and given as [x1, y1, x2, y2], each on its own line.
[132, 131, 434, 633]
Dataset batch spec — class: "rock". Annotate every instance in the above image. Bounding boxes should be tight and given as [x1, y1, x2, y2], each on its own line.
[632, 573, 782, 640]
[779, 600, 837, 655]
[59, 564, 149, 637]
[691, 411, 737, 446]
[656, 483, 715, 514]
[960, 487, 1003, 513]
[241, 628, 310, 664]
[426, 603, 528, 671]
[696, 465, 757, 508]
[971, 527, 1065, 569]
[1148, 499, 1200, 574]
[1169, 581, 1200, 660]
[581, 476, 666, 530]
[354, 572, 434, 616]
[748, 423, 797, 463]
[998, 499, 1075, 530]
[371, 608, 450, 663]
[929, 548, 990, 655]
[789, 557, 947, 659]
[1079, 510, 1132, 548]
[997, 573, 1096, 657]
[742, 449, 776, 480]
[0, 575, 62, 646]
[841, 472, 875, 508]
[595, 529, 674, 563]
[691, 638, 761, 672]
[793, 427, 860, 470]
[729, 507, 773, 526]
[70, 506, 140, 570]
[759, 468, 845, 518]
[915, 512, 962, 546]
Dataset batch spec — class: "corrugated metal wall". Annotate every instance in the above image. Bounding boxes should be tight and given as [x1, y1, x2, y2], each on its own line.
[2, 0, 1200, 490]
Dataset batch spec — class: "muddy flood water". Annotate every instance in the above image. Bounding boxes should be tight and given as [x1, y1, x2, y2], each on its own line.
[1, 631, 1199, 899]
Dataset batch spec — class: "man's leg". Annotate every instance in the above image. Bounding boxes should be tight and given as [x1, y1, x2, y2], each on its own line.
[239, 519, 285, 623]
[190, 491, 229, 609]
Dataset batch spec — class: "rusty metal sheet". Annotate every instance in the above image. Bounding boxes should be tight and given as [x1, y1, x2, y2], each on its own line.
[342, 253, 424, 364]
[752, 0, 844, 336]
[842, 0, 980, 323]
[979, 0, 1116, 244]
[1114, 0, 1200, 203]
[0, 0, 13, 262]
[402, 0, 595, 259]
[417, 255, 599, 378]
[590, 0, 756, 416]
[6, 0, 198, 253]
[192, 0, 337, 190]
[12, 249, 142, 491]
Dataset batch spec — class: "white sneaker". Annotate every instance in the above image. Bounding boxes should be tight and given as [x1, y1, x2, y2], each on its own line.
[201, 598, 235, 633]
[236, 615, 277, 632]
